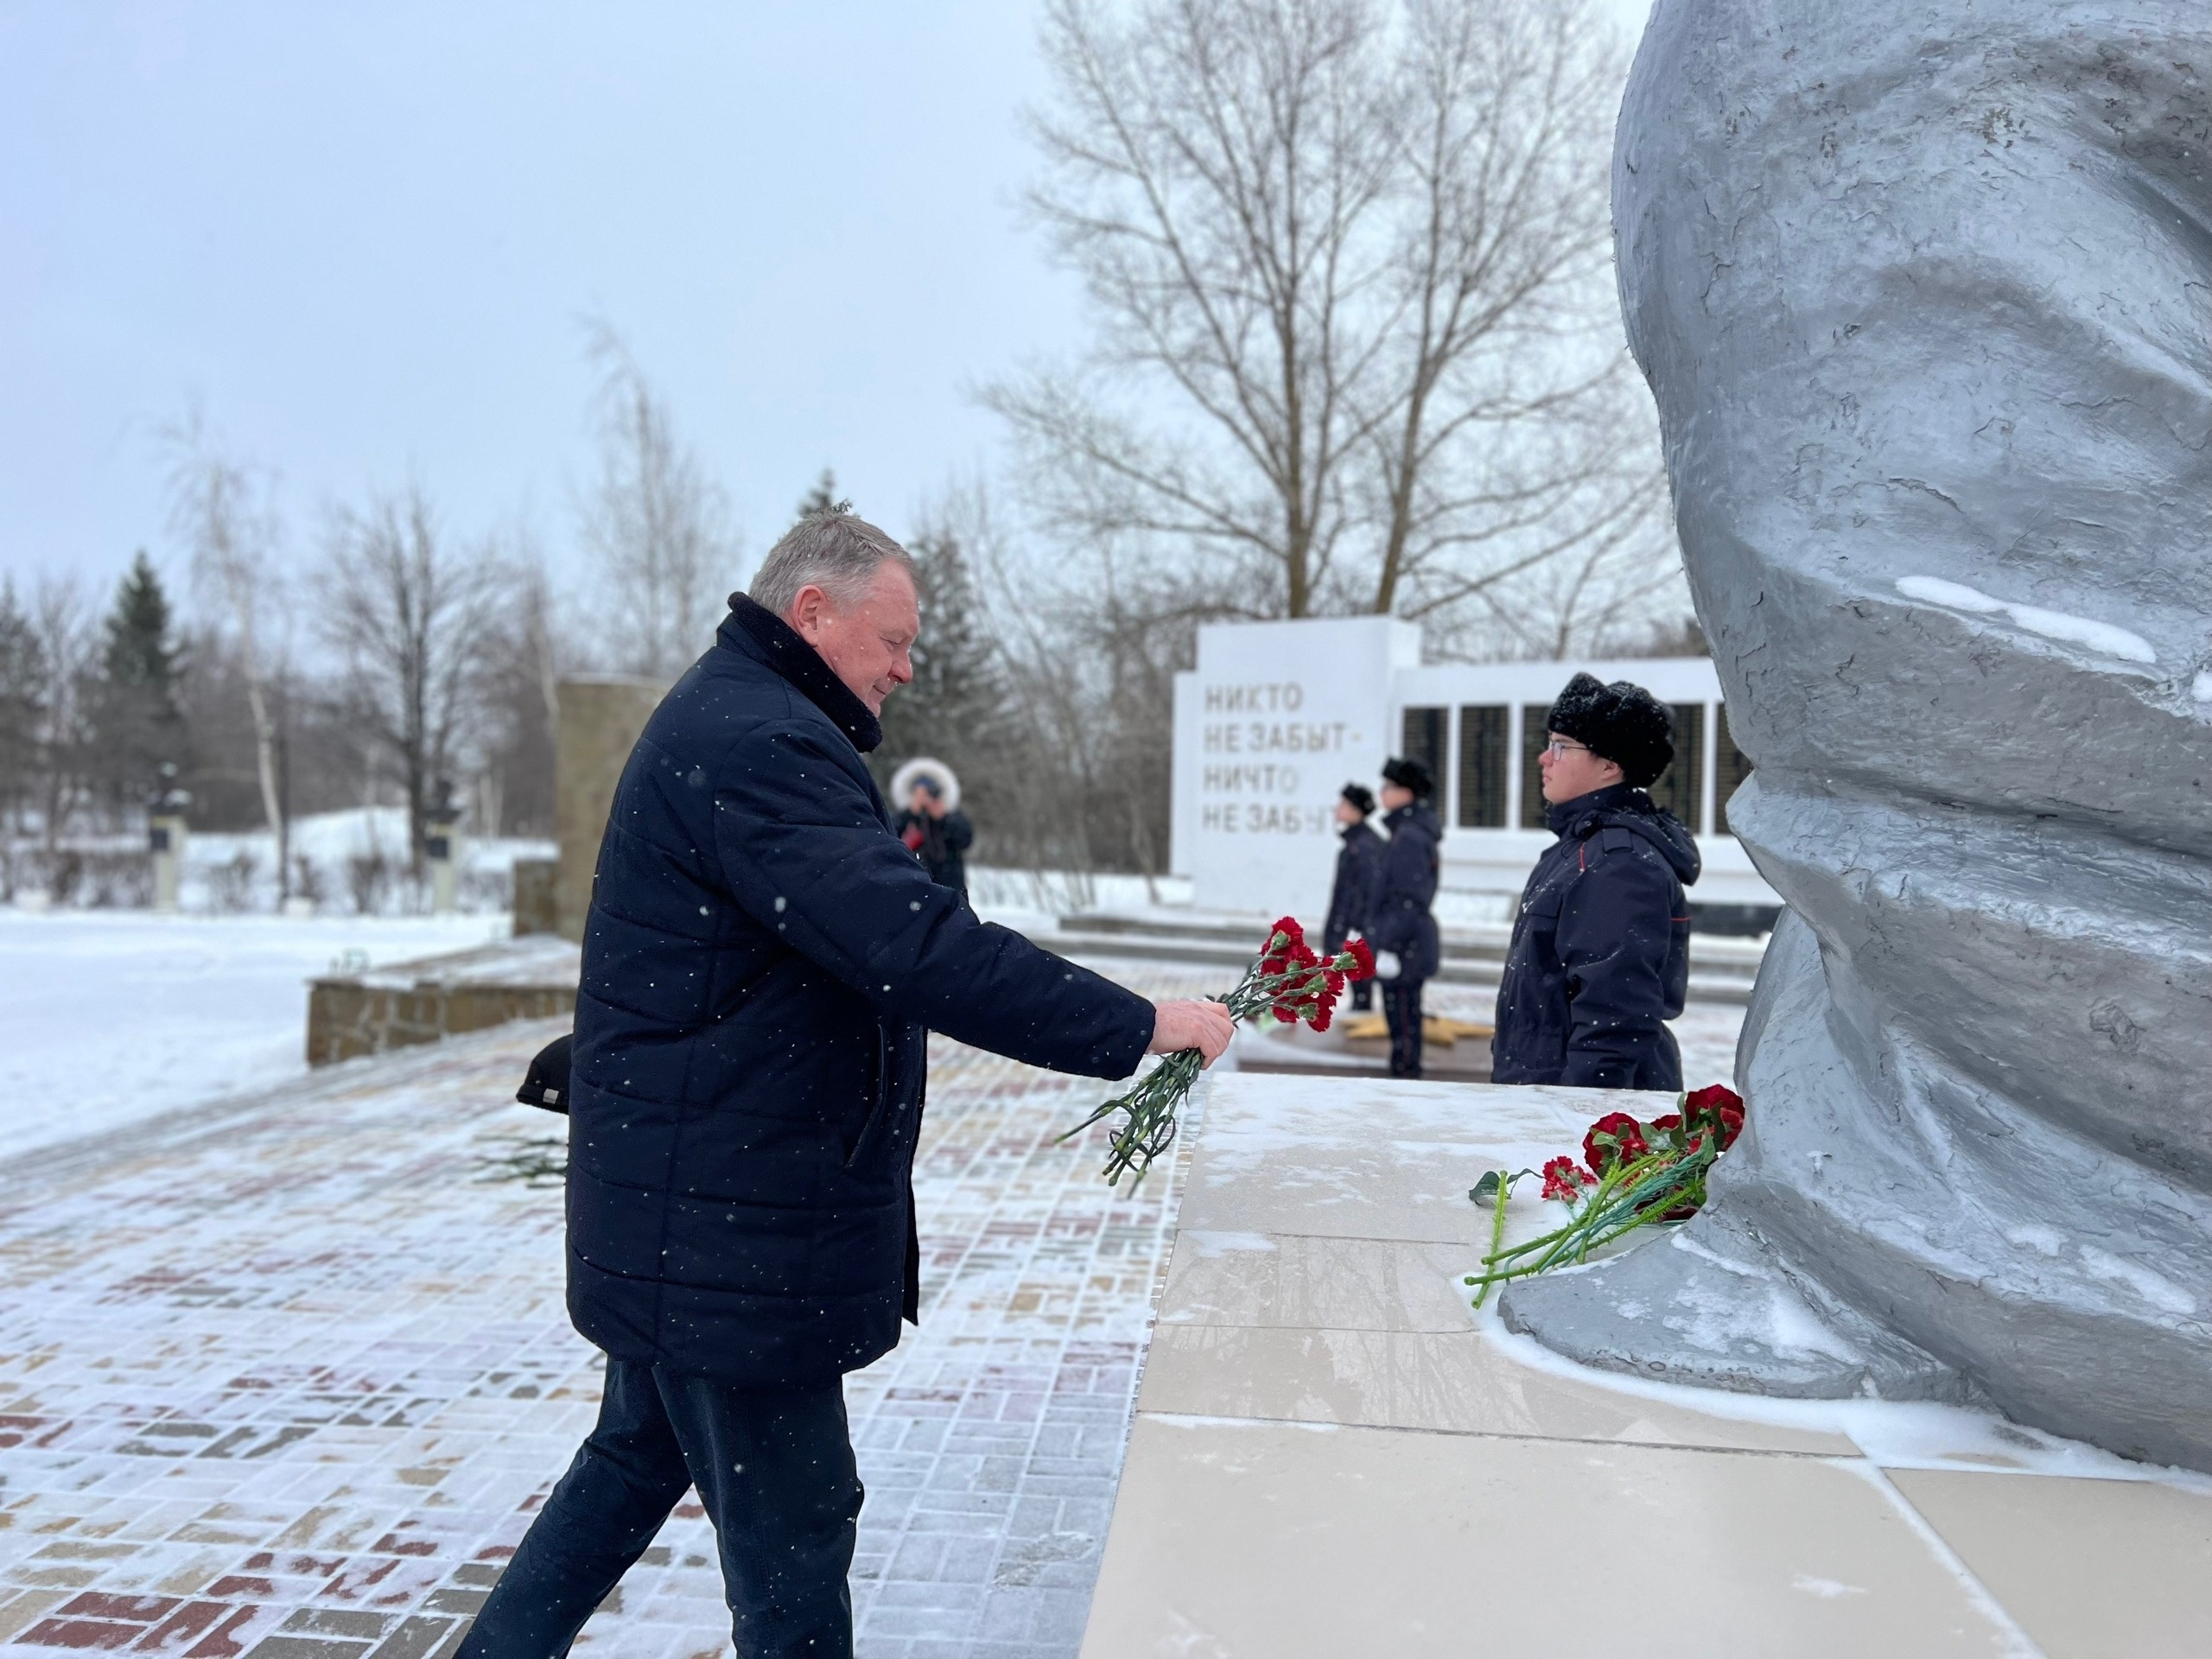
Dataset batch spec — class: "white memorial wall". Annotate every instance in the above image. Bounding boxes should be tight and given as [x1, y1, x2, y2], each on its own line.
[1169, 617, 1420, 917]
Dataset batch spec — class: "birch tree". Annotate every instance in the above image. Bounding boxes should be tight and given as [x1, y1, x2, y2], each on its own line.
[167, 423, 293, 888]
[579, 326, 739, 680]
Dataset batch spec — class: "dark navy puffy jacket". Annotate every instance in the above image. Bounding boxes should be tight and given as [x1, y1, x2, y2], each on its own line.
[1365, 803, 1443, 982]
[566, 598, 1154, 1388]
[1490, 784, 1699, 1090]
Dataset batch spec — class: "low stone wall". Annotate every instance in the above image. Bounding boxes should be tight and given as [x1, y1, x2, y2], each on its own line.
[305, 937, 582, 1067]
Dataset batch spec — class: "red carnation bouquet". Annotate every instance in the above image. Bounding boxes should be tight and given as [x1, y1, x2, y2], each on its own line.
[1465, 1084, 1746, 1305]
[1064, 916, 1376, 1186]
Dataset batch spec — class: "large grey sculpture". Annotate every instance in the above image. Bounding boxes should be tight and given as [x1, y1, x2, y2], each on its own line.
[1500, 0, 2212, 1472]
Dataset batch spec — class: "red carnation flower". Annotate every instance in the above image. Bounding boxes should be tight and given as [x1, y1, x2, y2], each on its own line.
[1583, 1110, 1649, 1177]
[1345, 939, 1377, 982]
[1324, 969, 1345, 995]
[1540, 1155, 1588, 1203]
[1683, 1084, 1746, 1150]
[1262, 952, 1290, 978]
[1308, 1003, 1333, 1033]
[1651, 1113, 1682, 1132]
[1269, 916, 1306, 949]
[1271, 1003, 1296, 1024]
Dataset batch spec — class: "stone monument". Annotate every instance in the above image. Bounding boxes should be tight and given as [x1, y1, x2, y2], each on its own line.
[1501, 0, 2212, 1472]
[552, 675, 665, 941]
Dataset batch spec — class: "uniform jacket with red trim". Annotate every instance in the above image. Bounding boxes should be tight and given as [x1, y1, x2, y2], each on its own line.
[1490, 784, 1699, 1090]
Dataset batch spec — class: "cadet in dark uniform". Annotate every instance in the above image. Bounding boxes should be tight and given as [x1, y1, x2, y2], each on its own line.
[1322, 783, 1385, 1013]
[1364, 758, 1442, 1077]
[1492, 673, 1699, 1090]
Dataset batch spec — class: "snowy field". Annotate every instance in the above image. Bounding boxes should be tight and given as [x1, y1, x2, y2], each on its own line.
[0, 910, 512, 1156]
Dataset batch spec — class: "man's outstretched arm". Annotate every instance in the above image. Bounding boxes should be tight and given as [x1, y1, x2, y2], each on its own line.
[714, 724, 1229, 1078]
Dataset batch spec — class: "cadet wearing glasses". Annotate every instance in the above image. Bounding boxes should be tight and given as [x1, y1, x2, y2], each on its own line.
[1491, 674, 1700, 1091]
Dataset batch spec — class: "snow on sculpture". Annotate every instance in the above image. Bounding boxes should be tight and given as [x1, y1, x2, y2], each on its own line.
[1498, 0, 2212, 1471]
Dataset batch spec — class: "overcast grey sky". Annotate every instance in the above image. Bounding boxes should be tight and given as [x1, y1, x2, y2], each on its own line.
[1, 0, 1653, 605]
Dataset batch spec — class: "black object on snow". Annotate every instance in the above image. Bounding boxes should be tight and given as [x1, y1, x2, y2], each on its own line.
[517, 1031, 573, 1115]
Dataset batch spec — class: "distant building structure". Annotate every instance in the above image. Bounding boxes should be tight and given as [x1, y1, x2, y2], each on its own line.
[1170, 617, 1779, 928]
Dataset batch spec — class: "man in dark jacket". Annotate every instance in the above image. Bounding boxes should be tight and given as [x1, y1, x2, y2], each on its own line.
[461, 512, 1232, 1659]
[1491, 673, 1699, 1090]
[1365, 757, 1442, 1078]
[1322, 783, 1384, 1013]
[891, 777, 974, 893]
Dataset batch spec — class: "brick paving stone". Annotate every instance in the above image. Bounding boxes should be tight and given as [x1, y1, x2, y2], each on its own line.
[2, 961, 1227, 1658]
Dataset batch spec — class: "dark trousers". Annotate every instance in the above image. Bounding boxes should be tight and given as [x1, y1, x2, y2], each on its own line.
[458, 1357, 861, 1659]
[1382, 979, 1425, 1078]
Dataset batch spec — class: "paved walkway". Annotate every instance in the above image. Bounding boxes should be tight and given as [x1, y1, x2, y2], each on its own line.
[0, 940, 1742, 1659]
[0, 959, 1224, 1659]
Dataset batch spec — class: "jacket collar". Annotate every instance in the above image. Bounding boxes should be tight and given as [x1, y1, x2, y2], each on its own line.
[718, 594, 884, 753]
[1545, 780, 1643, 836]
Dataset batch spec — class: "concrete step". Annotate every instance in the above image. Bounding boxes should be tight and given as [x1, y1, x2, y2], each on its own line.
[1029, 922, 1758, 1007]
[1058, 909, 1768, 971]
[1043, 912, 1761, 1005]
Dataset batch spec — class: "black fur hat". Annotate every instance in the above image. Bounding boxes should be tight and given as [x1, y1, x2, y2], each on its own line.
[1340, 782, 1376, 816]
[1380, 755, 1434, 798]
[1544, 672, 1674, 788]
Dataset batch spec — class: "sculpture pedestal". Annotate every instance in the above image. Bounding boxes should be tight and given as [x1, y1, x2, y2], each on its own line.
[1078, 1072, 2212, 1656]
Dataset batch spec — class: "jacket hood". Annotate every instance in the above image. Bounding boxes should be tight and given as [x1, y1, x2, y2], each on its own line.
[1547, 783, 1700, 885]
[720, 594, 883, 753]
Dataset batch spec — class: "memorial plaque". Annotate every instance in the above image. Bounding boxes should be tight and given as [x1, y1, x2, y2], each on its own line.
[1171, 617, 1420, 914]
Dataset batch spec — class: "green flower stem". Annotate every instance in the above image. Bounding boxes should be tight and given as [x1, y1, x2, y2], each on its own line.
[1465, 1144, 1719, 1297]
[1472, 1167, 1515, 1310]
[1062, 935, 1371, 1187]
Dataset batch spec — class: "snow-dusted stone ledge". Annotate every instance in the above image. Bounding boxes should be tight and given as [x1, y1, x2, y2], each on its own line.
[305, 935, 581, 1066]
[1077, 1072, 2212, 1658]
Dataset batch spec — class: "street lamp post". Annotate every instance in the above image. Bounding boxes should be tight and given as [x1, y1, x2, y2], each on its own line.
[147, 765, 192, 914]
[426, 777, 461, 916]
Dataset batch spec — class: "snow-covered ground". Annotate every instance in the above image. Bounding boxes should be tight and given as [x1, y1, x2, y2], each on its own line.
[0, 909, 512, 1156]
[5, 806, 553, 917]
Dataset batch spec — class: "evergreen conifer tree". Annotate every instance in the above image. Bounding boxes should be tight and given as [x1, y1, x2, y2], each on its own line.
[796, 469, 851, 518]
[874, 530, 1007, 827]
[90, 552, 186, 811]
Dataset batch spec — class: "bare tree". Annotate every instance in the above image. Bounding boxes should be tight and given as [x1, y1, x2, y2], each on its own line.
[318, 486, 502, 874]
[947, 478, 1233, 885]
[166, 416, 294, 885]
[579, 324, 739, 680]
[474, 538, 566, 837]
[25, 579, 93, 851]
[991, 0, 1667, 635]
